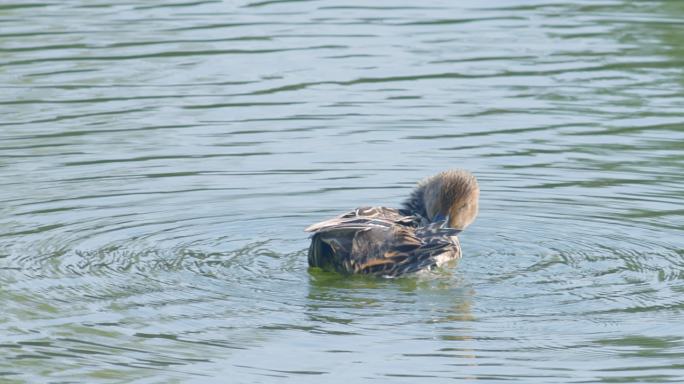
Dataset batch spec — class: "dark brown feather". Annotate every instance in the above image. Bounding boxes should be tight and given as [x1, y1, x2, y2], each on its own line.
[306, 206, 461, 277]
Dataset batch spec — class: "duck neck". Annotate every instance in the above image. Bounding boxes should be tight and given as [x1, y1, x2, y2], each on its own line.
[402, 185, 430, 220]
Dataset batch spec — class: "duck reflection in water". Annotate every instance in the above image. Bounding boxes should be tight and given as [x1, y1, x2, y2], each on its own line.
[306, 169, 479, 277]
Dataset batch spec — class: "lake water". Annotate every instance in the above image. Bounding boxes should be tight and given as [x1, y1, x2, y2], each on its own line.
[2, 0, 684, 382]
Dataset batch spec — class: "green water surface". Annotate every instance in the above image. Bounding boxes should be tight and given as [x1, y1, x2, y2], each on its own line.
[2, 0, 684, 383]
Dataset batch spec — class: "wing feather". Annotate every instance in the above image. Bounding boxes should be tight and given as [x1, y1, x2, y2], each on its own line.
[305, 207, 417, 233]
[307, 206, 460, 276]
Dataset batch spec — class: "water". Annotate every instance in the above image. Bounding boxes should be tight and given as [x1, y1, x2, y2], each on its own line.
[2, 0, 684, 382]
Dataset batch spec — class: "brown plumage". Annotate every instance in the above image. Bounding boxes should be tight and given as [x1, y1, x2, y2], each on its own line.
[305, 170, 479, 277]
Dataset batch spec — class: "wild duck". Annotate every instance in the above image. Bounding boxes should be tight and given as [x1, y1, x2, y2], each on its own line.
[305, 169, 479, 277]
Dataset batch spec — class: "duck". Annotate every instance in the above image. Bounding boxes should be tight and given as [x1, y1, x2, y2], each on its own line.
[305, 169, 479, 277]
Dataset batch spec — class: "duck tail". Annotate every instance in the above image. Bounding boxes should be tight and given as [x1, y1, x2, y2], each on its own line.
[308, 233, 333, 270]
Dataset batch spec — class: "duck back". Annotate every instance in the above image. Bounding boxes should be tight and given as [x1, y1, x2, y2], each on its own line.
[306, 207, 461, 277]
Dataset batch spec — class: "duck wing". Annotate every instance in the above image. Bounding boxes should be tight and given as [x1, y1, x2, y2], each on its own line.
[305, 206, 417, 233]
[353, 224, 462, 276]
[306, 207, 461, 276]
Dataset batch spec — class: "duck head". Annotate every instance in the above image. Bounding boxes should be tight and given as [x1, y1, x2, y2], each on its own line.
[408, 169, 479, 230]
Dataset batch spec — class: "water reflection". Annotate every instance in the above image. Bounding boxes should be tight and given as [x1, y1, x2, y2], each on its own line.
[304, 270, 478, 379]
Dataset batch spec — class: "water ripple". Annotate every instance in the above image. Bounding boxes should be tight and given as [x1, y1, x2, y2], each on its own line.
[2, 0, 684, 382]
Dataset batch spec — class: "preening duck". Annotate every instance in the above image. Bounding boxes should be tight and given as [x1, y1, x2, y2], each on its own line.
[305, 169, 479, 277]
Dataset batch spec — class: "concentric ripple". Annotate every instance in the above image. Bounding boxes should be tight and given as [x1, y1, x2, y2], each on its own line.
[2, 0, 684, 382]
